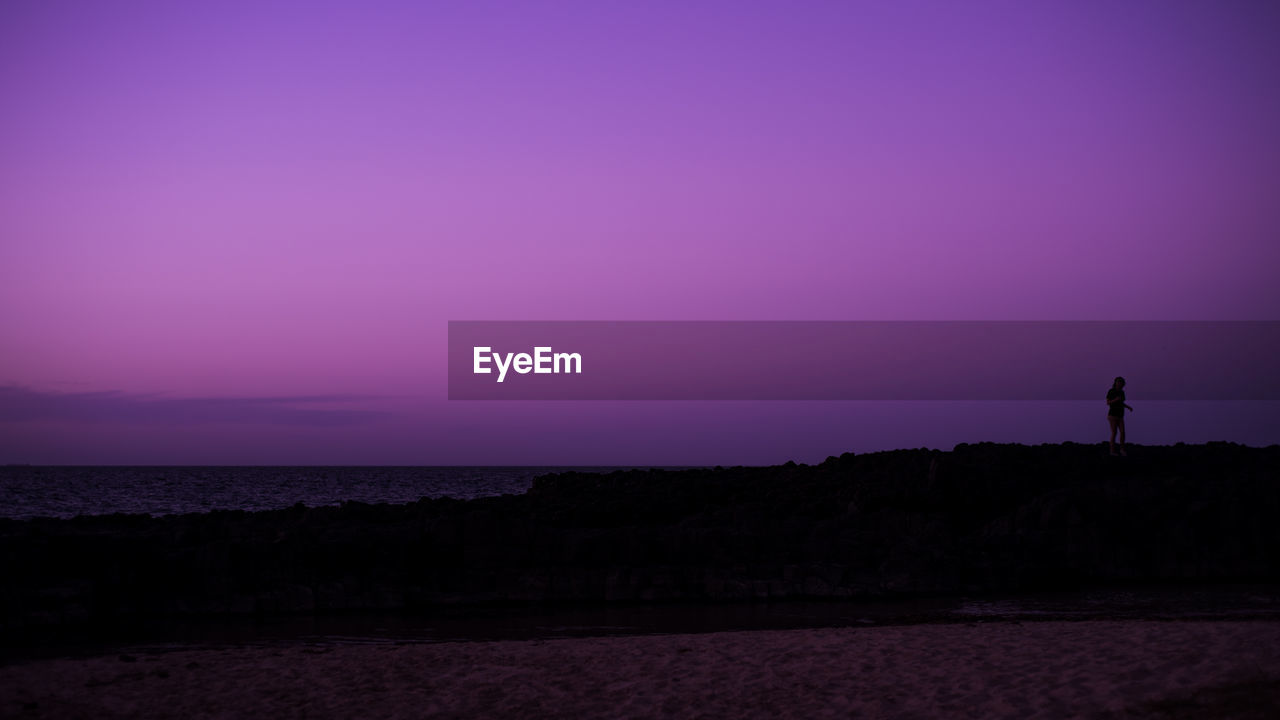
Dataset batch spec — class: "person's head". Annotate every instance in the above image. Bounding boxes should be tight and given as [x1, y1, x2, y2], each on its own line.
[1113, 376, 1125, 389]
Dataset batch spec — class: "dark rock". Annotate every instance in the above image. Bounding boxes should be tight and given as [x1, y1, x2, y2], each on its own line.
[2, 443, 1279, 637]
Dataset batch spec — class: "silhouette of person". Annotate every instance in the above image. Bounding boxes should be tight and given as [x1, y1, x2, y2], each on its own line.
[1106, 376, 1133, 456]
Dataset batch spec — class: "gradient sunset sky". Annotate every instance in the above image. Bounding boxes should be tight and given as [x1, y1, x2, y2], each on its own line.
[2, 0, 1278, 464]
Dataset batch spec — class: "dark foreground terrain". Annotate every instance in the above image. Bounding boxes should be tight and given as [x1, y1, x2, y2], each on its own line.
[3, 443, 1278, 638]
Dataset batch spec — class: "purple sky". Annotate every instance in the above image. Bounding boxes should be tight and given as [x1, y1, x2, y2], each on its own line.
[3, 1, 1279, 464]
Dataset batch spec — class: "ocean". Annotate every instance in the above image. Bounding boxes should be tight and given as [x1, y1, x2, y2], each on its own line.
[0, 466, 654, 520]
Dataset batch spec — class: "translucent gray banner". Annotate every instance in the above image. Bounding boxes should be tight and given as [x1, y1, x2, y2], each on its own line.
[448, 321, 1279, 401]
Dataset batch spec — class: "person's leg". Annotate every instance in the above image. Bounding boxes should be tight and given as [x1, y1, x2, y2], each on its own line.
[1117, 417, 1126, 455]
[1108, 416, 1118, 454]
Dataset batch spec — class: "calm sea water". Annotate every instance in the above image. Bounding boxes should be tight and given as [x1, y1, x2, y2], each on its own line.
[0, 466, 653, 520]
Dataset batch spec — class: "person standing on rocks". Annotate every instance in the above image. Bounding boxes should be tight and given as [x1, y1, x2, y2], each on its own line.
[1107, 376, 1133, 456]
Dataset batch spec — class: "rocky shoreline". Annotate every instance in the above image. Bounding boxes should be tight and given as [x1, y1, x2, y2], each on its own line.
[3, 442, 1277, 638]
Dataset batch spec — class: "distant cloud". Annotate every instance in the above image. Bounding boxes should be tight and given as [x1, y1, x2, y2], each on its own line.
[0, 386, 388, 426]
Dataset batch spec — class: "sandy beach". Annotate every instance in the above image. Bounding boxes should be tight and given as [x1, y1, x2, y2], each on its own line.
[4, 620, 1279, 719]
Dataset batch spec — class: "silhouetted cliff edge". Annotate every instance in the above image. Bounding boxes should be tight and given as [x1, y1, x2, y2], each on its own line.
[3, 443, 1278, 636]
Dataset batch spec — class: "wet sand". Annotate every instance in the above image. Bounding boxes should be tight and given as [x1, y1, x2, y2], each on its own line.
[4, 620, 1280, 719]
